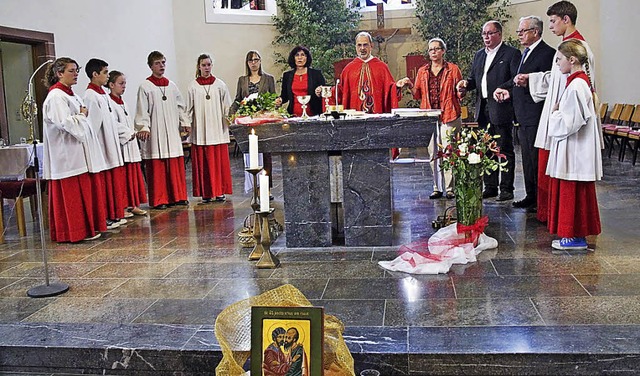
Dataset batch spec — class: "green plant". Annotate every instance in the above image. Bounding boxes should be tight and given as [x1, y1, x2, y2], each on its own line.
[413, 0, 512, 85]
[272, 0, 361, 83]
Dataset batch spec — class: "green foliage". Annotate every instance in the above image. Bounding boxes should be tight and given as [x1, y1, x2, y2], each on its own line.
[272, 0, 361, 83]
[413, 0, 512, 77]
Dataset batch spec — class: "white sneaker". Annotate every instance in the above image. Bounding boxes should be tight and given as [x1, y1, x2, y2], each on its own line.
[83, 233, 102, 241]
[118, 218, 127, 225]
[106, 220, 120, 230]
[124, 211, 134, 218]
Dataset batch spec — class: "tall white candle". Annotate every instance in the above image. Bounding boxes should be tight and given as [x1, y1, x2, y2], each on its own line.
[249, 129, 259, 168]
[259, 172, 270, 212]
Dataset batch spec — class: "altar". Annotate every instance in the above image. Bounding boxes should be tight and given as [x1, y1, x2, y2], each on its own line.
[230, 114, 436, 247]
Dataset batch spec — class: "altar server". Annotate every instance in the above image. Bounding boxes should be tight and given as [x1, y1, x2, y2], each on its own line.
[108, 70, 147, 216]
[135, 51, 190, 209]
[186, 53, 233, 204]
[84, 58, 131, 227]
[546, 39, 602, 251]
[42, 57, 106, 242]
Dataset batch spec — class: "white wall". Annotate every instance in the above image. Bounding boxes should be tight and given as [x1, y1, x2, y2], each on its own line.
[597, 0, 640, 105]
[0, 0, 177, 106]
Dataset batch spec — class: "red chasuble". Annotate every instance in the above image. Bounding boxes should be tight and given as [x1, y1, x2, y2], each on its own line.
[338, 57, 400, 114]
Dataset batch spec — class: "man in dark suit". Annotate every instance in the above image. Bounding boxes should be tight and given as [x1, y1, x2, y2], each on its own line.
[457, 21, 521, 201]
[494, 16, 556, 212]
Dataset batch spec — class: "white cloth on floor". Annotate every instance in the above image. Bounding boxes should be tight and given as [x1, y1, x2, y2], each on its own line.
[378, 223, 498, 274]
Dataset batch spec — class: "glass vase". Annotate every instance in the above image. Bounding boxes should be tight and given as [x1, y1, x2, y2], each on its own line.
[454, 164, 483, 227]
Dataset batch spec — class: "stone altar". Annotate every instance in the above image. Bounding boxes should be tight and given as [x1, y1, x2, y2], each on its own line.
[230, 115, 436, 247]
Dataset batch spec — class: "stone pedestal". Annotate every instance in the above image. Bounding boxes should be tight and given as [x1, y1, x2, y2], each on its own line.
[230, 116, 436, 247]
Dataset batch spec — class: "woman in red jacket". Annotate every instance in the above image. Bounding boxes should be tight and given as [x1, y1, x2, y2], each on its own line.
[412, 38, 464, 199]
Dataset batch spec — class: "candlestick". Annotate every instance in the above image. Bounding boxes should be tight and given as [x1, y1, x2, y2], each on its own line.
[246, 166, 263, 261]
[256, 208, 280, 269]
[249, 129, 259, 169]
[259, 172, 270, 212]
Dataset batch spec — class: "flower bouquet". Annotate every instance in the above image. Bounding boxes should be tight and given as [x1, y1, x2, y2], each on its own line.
[231, 92, 289, 126]
[438, 126, 507, 241]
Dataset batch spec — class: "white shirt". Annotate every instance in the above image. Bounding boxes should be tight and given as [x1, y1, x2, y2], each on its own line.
[481, 42, 502, 98]
[134, 79, 189, 159]
[186, 78, 232, 146]
[42, 88, 88, 180]
[522, 38, 542, 65]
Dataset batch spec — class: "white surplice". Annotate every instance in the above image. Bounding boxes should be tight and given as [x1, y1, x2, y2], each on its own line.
[186, 78, 232, 146]
[134, 79, 189, 160]
[109, 96, 140, 163]
[42, 88, 88, 180]
[83, 89, 125, 169]
[529, 40, 596, 150]
[546, 77, 603, 181]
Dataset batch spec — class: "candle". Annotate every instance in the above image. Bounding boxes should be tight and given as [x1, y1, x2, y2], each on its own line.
[259, 172, 270, 212]
[335, 78, 340, 106]
[249, 129, 258, 168]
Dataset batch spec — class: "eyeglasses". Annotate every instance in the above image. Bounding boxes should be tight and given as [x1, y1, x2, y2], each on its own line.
[516, 27, 535, 34]
[248, 58, 261, 63]
[427, 47, 443, 52]
[481, 31, 500, 37]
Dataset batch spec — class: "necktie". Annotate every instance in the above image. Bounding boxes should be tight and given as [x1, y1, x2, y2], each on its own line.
[517, 47, 530, 73]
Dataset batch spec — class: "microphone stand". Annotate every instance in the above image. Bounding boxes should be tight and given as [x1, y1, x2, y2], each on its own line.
[26, 59, 69, 298]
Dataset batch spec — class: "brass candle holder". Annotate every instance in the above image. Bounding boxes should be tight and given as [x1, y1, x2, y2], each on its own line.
[256, 208, 280, 269]
[246, 167, 263, 261]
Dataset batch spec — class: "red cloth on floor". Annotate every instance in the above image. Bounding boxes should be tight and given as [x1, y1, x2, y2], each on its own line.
[144, 157, 187, 207]
[103, 166, 127, 220]
[547, 177, 601, 238]
[124, 162, 148, 207]
[536, 148, 550, 223]
[191, 144, 233, 198]
[48, 173, 106, 242]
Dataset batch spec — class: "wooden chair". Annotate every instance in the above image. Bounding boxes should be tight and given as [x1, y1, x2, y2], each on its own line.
[620, 104, 640, 163]
[604, 104, 634, 158]
[0, 179, 47, 237]
[598, 102, 608, 123]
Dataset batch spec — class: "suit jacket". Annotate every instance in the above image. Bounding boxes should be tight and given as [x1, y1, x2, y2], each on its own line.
[229, 72, 276, 114]
[466, 43, 521, 125]
[502, 40, 556, 126]
[280, 68, 326, 116]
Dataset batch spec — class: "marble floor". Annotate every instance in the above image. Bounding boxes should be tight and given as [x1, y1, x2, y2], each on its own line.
[1, 144, 639, 375]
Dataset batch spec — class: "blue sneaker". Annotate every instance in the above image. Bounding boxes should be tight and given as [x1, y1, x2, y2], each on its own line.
[552, 237, 587, 250]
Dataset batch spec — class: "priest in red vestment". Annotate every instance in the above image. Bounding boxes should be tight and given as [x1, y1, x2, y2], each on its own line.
[325, 32, 410, 158]
[336, 32, 408, 114]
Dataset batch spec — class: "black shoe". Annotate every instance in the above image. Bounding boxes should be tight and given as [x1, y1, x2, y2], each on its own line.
[199, 198, 213, 205]
[496, 191, 514, 202]
[214, 195, 226, 202]
[513, 197, 535, 208]
[482, 190, 498, 199]
[429, 191, 443, 199]
[445, 191, 455, 199]
[153, 204, 168, 210]
[526, 206, 537, 213]
[174, 200, 189, 206]
[269, 195, 275, 201]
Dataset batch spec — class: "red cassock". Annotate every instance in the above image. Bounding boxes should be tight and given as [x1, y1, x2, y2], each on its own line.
[338, 57, 399, 114]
